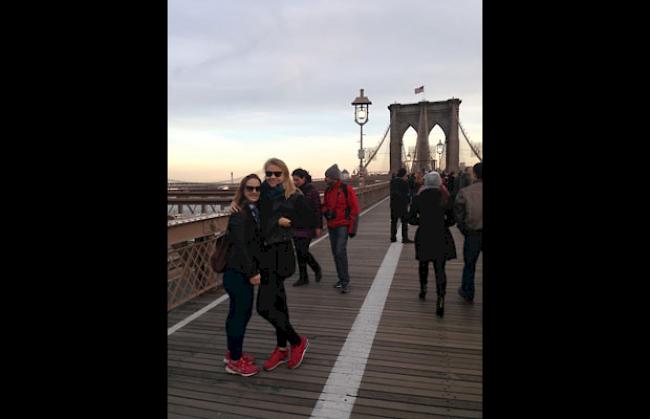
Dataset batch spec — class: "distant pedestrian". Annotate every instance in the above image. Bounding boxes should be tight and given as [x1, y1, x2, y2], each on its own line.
[390, 167, 413, 243]
[410, 169, 425, 208]
[453, 166, 474, 199]
[447, 171, 456, 196]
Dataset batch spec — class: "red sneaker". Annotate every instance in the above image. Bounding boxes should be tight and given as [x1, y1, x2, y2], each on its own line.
[263, 347, 289, 371]
[287, 336, 309, 369]
[223, 351, 256, 364]
[225, 358, 259, 377]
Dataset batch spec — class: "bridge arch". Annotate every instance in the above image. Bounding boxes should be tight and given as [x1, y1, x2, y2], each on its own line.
[388, 98, 461, 173]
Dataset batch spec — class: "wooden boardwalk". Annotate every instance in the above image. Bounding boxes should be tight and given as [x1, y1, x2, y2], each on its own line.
[168, 197, 482, 418]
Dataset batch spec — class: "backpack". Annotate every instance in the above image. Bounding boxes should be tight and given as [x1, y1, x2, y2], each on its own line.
[340, 182, 351, 220]
[209, 232, 230, 273]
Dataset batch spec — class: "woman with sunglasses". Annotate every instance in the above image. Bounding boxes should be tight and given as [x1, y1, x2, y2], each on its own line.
[232, 158, 311, 371]
[257, 158, 312, 371]
[223, 174, 264, 377]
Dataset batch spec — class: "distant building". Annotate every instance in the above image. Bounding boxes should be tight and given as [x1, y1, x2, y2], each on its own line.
[341, 169, 350, 180]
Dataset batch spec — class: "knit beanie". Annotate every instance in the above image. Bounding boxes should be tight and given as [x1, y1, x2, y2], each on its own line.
[325, 164, 341, 180]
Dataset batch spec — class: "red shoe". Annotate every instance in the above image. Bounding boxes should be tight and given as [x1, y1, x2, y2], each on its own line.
[225, 358, 259, 377]
[263, 347, 289, 371]
[223, 351, 256, 364]
[288, 336, 309, 369]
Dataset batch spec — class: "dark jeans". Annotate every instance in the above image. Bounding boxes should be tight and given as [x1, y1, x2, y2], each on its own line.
[328, 226, 350, 286]
[256, 269, 301, 348]
[418, 259, 447, 296]
[223, 268, 254, 361]
[294, 237, 321, 279]
[461, 231, 482, 301]
[390, 214, 409, 241]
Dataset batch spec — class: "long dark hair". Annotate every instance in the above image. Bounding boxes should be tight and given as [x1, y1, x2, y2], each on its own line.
[232, 174, 262, 208]
[291, 168, 312, 184]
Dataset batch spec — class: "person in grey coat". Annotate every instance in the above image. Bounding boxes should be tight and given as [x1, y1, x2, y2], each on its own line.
[454, 162, 482, 304]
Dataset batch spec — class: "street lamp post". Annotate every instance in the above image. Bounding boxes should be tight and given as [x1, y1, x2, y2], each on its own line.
[352, 89, 371, 195]
[436, 140, 445, 172]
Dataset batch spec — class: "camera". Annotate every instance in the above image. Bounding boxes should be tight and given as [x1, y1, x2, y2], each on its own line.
[324, 210, 337, 220]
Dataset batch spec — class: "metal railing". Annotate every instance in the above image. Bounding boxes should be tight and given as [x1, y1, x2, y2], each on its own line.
[167, 181, 390, 311]
[168, 234, 222, 311]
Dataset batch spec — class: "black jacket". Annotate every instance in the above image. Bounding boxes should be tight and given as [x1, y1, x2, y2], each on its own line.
[258, 185, 312, 278]
[407, 189, 457, 262]
[260, 187, 312, 246]
[390, 177, 410, 217]
[225, 205, 263, 279]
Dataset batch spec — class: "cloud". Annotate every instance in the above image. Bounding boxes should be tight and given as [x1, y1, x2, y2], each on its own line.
[169, 0, 481, 180]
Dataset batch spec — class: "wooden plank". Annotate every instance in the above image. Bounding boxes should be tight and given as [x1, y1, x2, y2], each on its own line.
[168, 387, 315, 416]
[169, 393, 308, 419]
[168, 199, 483, 417]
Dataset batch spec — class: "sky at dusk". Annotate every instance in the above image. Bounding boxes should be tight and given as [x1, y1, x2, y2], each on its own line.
[169, 0, 482, 182]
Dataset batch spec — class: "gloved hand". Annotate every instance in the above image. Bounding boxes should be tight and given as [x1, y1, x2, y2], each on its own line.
[349, 232, 356, 238]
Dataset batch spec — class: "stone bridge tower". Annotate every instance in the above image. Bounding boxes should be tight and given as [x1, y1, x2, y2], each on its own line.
[388, 98, 461, 173]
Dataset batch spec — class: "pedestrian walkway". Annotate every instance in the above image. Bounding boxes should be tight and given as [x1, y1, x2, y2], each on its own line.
[167, 197, 482, 418]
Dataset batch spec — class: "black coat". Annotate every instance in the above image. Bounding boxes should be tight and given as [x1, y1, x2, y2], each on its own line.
[292, 182, 323, 238]
[260, 187, 312, 246]
[407, 189, 457, 262]
[225, 205, 263, 279]
[259, 186, 312, 278]
[390, 177, 410, 217]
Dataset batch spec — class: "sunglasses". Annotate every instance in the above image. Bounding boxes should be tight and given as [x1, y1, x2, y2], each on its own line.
[245, 186, 261, 192]
[265, 171, 283, 178]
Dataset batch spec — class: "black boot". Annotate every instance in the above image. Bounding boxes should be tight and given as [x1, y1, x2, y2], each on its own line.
[436, 295, 445, 317]
[293, 266, 309, 287]
[307, 255, 322, 283]
[419, 281, 427, 300]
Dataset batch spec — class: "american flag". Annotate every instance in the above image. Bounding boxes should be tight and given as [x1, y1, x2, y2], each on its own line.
[414, 85, 424, 94]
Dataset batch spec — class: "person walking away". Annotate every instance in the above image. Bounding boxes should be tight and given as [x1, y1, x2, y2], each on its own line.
[454, 162, 482, 304]
[408, 171, 457, 317]
[390, 167, 413, 243]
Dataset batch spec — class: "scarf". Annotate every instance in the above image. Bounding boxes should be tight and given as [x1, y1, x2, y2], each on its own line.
[261, 181, 285, 201]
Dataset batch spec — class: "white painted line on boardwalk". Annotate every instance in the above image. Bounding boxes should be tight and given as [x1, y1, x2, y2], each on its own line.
[310, 242, 403, 419]
[359, 195, 390, 217]
[168, 294, 229, 335]
[168, 195, 391, 336]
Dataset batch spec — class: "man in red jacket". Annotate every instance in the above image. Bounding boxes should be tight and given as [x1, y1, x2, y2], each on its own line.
[323, 164, 360, 294]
